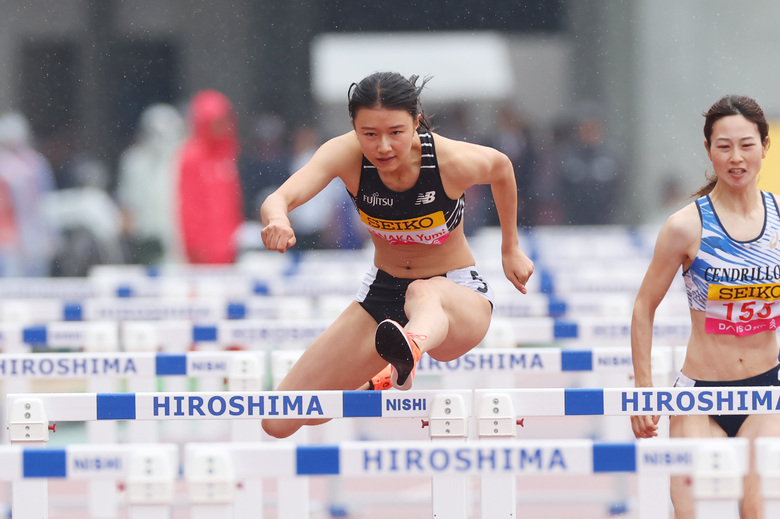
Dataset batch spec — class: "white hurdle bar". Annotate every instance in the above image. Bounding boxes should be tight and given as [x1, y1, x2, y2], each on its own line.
[0, 351, 264, 519]
[272, 345, 683, 384]
[0, 443, 178, 519]
[0, 316, 693, 353]
[6, 390, 471, 519]
[0, 291, 689, 322]
[6, 390, 470, 426]
[486, 386, 780, 418]
[118, 316, 692, 352]
[268, 346, 682, 515]
[11, 387, 778, 518]
[0, 436, 760, 519]
[478, 386, 780, 519]
[0, 296, 315, 322]
[182, 437, 751, 519]
[1, 350, 266, 442]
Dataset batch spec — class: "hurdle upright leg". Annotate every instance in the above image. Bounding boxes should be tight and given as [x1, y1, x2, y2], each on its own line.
[8, 397, 50, 519]
[87, 377, 120, 519]
[276, 428, 311, 519]
[429, 394, 470, 519]
[477, 392, 517, 518]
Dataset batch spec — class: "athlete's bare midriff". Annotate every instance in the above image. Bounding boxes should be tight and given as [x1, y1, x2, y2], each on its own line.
[370, 224, 476, 279]
[681, 309, 780, 381]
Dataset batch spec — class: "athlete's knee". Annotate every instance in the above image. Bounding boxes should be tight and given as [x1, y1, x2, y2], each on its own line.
[262, 418, 298, 439]
[405, 278, 439, 300]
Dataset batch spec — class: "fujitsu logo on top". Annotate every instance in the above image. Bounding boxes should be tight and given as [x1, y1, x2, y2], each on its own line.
[363, 192, 394, 206]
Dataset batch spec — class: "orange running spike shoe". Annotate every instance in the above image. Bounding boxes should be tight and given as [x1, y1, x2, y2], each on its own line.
[375, 319, 422, 390]
[368, 364, 393, 390]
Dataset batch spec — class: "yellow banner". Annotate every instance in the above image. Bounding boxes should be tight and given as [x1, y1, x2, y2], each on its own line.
[359, 210, 446, 232]
[708, 283, 780, 301]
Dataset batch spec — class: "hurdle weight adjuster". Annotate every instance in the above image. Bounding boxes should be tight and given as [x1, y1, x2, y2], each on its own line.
[693, 442, 742, 500]
[477, 392, 517, 438]
[186, 446, 236, 504]
[8, 398, 52, 443]
[425, 393, 468, 438]
[126, 447, 176, 505]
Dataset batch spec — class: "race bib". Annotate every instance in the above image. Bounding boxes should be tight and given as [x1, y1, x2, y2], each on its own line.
[704, 282, 780, 336]
[358, 209, 451, 245]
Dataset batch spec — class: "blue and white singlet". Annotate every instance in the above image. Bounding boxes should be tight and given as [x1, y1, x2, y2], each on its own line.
[683, 191, 780, 336]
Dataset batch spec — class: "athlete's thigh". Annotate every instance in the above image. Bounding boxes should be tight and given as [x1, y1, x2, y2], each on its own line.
[669, 414, 726, 519]
[670, 414, 724, 438]
[275, 301, 386, 391]
[739, 413, 780, 438]
[422, 276, 492, 361]
[737, 414, 780, 519]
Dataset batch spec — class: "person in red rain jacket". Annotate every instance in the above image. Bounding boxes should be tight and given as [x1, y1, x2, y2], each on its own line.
[177, 90, 244, 264]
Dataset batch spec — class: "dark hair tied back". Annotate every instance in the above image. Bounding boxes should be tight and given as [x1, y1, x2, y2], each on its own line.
[348, 72, 433, 130]
[694, 94, 769, 198]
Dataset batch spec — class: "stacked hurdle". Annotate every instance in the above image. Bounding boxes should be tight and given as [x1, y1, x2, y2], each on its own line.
[1, 223, 767, 518]
[7, 388, 780, 518]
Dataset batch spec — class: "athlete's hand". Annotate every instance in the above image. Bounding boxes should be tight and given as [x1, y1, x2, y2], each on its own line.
[502, 247, 534, 294]
[631, 414, 660, 438]
[261, 220, 297, 253]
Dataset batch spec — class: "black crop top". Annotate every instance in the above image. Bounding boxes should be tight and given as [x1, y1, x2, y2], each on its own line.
[348, 131, 465, 245]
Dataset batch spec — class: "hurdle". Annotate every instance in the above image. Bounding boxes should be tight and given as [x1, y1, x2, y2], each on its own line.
[0, 350, 266, 442]
[0, 443, 178, 519]
[120, 318, 331, 353]
[5, 388, 765, 519]
[0, 295, 316, 323]
[0, 290, 688, 323]
[6, 389, 471, 519]
[0, 350, 264, 518]
[0, 437, 751, 519]
[270, 345, 683, 515]
[473, 385, 780, 519]
[181, 436, 750, 519]
[116, 315, 692, 355]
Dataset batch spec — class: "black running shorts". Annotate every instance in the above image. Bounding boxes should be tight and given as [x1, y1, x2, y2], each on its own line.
[355, 265, 494, 326]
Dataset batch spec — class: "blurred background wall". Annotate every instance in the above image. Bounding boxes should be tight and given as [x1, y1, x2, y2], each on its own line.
[0, 0, 776, 225]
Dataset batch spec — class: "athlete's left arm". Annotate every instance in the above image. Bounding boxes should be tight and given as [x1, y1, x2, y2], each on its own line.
[438, 136, 534, 293]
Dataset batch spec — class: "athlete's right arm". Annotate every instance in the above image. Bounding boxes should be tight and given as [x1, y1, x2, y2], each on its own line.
[630, 205, 700, 438]
[260, 134, 358, 253]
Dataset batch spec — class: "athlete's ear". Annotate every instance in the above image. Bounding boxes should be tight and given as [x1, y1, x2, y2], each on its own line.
[414, 114, 422, 131]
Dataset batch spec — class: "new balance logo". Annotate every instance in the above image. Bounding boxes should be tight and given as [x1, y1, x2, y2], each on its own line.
[415, 191, 436, 205]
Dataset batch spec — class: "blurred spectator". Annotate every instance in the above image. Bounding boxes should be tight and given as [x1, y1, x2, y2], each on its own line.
[285, 125, 363, 249]
[0, 111, 58, 276]
[553, 102, 621, 225]
[45, 156, 125, 276]
[488, 104, 538, 227]
[437, 104, 492, 235]
[177, 90, 243, 264]
[238, 112, 290, 221]
[0, 176, 19, 276]
[649, 173, 689, 225]
[115, 103, 185, 265]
